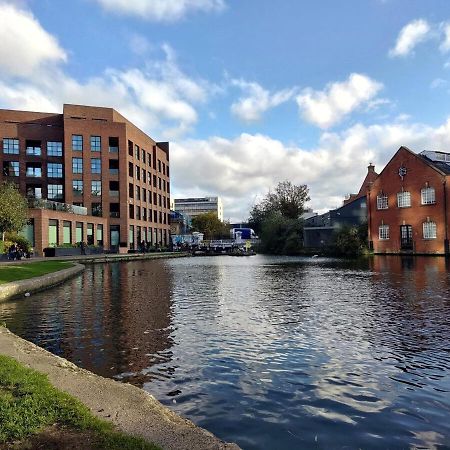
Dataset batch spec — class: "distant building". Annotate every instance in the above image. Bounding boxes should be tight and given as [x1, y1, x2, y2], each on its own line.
[169, 210, 191, 235]
[368, 146, 450, 255]
[304, 164, 377, 248]
[173, 196, 223, 221]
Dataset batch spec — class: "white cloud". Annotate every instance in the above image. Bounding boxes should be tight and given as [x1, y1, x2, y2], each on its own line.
[440, 22, 450, 53]
[295, 73, 383, 129]
[0, 2, 67, 77]
[430, 78, 447, 89]
[0, 4, 214, 138]
[93, 0, 225, 22]
[171, 117, 450, 221]
[129, 33, 152, 55]
[389, 19, 430, 57]
[230, 79, 296, 122]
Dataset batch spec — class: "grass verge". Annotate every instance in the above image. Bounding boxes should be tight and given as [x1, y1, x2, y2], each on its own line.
[0, 261, 74, 285]
[0, 355, 160, 449]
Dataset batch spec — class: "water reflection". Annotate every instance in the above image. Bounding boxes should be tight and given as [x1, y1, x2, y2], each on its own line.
[1, 255, 450, 449]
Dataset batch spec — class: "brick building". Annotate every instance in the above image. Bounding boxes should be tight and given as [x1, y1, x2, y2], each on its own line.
[0, 104, 171, 255]
[368, 146, 450, 255]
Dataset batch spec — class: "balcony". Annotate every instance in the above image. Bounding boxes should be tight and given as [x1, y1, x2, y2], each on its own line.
[109, 169, 119, 175]
[28, 198, 88, 216]
[109, 190, 119, 197]
[110, 211, 120, 218]
[109, 146, 119, 153]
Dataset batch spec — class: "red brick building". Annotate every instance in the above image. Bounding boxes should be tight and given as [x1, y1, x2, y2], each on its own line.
[368, 146, 450, 255]
[0, 104, 171, 255]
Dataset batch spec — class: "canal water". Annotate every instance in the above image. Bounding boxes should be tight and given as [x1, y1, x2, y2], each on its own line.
[1, 255, 450, 449]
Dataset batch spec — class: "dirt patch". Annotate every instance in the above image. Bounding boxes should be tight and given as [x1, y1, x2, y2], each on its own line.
[1, 425, 100, 450]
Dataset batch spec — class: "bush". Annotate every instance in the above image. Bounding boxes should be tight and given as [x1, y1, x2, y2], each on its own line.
[332, 224, 368, 258]
[2, 233, 32, 254]
[260, 213, 304, 255]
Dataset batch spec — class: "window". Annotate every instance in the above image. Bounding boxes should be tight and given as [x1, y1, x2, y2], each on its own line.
[63, 221, 71, 245]
[153, 174, 157, 188]
[72, 135, 83, 151]
[423, 221, 437, 239]
[48, 219, 58, 246]
[142, 169, 146, 183]
[143, 189, 147, 202]
[136, 185, 140, 201]
[129, 204, 134, 219]
[128, 140, 133, 156]
[110, 203, 120, 218]
[109, 159, 119, 175]
[143, 208, 147, 221]
[91, 158, 101, 174]
[96, 224, 103, 245]
[158, 177, 162, 190]
[158, 194, 162, 206]
[76, 222, 83, 243]
[3, 161, 19, 176]
[47, 141, 62, 156]
[91, 180, 102, 196]
[3, 138, 19, 154]
[129, 162, 133, 177]
[72, 158, 83, 173]
[92, 203, 102, 217]
[47, 163, 63, 178]
[26, 163, 41, 177]
[142, 149, 146, 163]
[26, 140, 41, 156]
[147, 153, 151, 166]
[135, 165, 140, 180]
[109, 137, 119, 153]
[158, 159, 161, 172]
[129, 183, 134, 198]
[421, 187, 436, 205]
[87, 223, 94, 245]
[135, 144, 140, 160]
[379, 225, 389, 240]
[48, 184, 63, 200]
[91, 136, 101, 152]
[162, 163, 166, 175]
[73, 180, 83, 195]
[376, 194, 388, 210]
[136, 206, 141, 220]
[397, 191, 411, 208]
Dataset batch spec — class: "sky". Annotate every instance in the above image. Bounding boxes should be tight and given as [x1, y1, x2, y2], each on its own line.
[1, 0, 450, 221]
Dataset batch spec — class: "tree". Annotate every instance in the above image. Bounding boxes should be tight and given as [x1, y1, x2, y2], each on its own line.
[248, 181, 309, 254]
[191, 212, 229, 240]
[332, 223, 368, 257]
[0, 183, 29, 241]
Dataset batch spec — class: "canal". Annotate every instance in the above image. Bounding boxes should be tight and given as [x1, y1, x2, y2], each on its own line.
[1, 255, 450, 449]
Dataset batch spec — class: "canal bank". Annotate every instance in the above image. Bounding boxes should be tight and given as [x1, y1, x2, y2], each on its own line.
[0, 327, 239, 450]
[0, 253, 239, 449]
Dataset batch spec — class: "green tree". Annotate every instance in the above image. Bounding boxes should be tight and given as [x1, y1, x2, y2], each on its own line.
[332, 223, 368, 257]
[191, 212, 229, 240]
[248, 181, 309, 254]
[0, 183, 28, 241]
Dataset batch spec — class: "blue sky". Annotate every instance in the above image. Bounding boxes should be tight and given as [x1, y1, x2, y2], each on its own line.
[1, 0, 450, 220]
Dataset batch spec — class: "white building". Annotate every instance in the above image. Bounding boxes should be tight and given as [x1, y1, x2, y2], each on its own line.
[173, 196, 224, 221]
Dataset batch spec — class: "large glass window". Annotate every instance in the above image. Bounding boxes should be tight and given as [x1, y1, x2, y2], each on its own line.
[91, 158, 101, 174]
[91, 180, 102, 196]
[423, 221, 437, 239]
[3, 138, 19, 154]
[97, 224, 103, 246]
[72, 158, 83, 173]
[26, 140, 41, 156]
[397, 191, 411, 208]
[47, 141, 62, 156]
[72, 135, 83, 151]
[90, 136, 101, 152]
[48, 219, 58, 246]
[87, 223, 94, 245]
[376, 194, 388, 210]
[421, 187, 436, 205]
[48, 184, 63, 200]
[135, 144, 140, 160]
[63, 221, 72, 245]
[76, 222, 83, 243]
[108, 137, 119, 153]
[92, 203, 102, 217]
[3, 161, 19, 176]
[378, 224, 389, 240]
[26, 163, 41, 177]
[47, 163, 63, 178]
[73, 180, 83, 195]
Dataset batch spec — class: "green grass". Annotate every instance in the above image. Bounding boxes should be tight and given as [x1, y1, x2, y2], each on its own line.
[0, 355, 160, 449]
[0, 261, 74, 285]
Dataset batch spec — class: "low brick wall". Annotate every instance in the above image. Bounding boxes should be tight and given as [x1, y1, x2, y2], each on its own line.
[0, 264, 84, 302]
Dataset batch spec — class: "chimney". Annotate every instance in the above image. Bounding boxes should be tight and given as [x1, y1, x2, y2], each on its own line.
[368, 163, 375, 173]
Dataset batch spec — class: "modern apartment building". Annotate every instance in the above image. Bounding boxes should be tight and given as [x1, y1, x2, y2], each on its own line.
[173, 196, 223, 221]
[0, 104, 171, 255]
[368, 146, 450, 255]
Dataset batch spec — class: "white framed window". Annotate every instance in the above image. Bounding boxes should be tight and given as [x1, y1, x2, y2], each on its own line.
[47, 141, 62, 156]
[397, 191, 411, 208]
[377, 194, 388, 210]
[423, 221, 437, 239]
[421, 187, 435, 205]
[379, 224, 390, 240]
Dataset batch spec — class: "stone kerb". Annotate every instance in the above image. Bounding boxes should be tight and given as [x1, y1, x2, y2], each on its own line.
[0, 263, 84, 302]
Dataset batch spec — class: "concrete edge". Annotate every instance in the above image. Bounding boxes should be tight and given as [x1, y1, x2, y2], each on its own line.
[0, 263, 84, 303]
[0, 327, 240, 450]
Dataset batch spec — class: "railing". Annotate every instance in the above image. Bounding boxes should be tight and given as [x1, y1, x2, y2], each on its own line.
[28, 198, 88, 216]
[109, 169, 119, 175]
[110, 211, 120, 218]
[109, 190, 119, 197]
[109, 146, 119, 152]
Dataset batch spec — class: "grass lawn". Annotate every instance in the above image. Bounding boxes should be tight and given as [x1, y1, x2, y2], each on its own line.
[0, 261, 74, 285]
[0, 355, 160, 449]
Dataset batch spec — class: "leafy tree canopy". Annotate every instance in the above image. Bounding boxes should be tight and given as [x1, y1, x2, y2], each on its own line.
[0, 183, 28, 239]
[191, 212, 229, 240]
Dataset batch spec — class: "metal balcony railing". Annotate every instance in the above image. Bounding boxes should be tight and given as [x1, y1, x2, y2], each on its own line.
[28, 198, 88, 216]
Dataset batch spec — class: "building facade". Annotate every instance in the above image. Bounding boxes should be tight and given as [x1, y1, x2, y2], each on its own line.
[0, 104, 171, 254]
[368, 146, 450, 255]
[173, 196, 223, 221]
